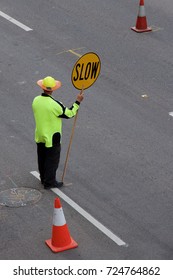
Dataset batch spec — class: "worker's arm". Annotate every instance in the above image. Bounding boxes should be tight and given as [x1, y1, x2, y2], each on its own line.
[58, 90, 84, 119]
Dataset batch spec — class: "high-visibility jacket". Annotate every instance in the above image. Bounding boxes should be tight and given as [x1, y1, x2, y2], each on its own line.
[32, 93, 80, 147]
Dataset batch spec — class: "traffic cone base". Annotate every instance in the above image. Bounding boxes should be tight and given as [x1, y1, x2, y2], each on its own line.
[45, 237, 78, 253]
[131, 26, 152, 33]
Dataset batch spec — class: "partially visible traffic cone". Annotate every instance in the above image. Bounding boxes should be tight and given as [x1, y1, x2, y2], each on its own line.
[131, 0, 152, 33]
[45, 197, 78, 253]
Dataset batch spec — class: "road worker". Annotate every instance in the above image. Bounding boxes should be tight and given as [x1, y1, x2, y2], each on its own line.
[32, 76, 84, 189]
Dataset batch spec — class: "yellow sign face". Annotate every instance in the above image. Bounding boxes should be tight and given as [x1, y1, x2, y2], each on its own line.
[71, 52, 101, 90]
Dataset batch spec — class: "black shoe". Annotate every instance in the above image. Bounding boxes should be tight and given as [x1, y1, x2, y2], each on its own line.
[53, 181, 64, 188]
[44, 181, 63, 189]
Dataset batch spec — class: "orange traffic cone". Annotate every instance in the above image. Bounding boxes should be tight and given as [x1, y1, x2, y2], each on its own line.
[131, 0, 152, 33]
[45, 197, 78, 253]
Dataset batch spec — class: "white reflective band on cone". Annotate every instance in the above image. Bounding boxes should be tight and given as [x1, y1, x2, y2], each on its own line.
[138, 6, 146, 17]
[53, 208, 66, 226]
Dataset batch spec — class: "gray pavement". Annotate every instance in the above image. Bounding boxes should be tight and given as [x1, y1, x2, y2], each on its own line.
[0, 0, 173, 260]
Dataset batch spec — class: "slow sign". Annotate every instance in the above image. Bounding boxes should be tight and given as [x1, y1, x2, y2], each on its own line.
[71, 52, 101, 90]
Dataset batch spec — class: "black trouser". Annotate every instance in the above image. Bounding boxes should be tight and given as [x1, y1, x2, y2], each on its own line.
[37, 143, 61, 188]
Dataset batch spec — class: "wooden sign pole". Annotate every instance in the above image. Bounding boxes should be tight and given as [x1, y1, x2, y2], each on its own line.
[61, 88, 84, 183]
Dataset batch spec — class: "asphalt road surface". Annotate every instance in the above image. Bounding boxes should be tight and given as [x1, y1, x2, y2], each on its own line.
[0, 0, 173, 260]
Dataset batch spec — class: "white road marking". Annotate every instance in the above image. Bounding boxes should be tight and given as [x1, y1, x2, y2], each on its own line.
[30, 170, 127, 246]
[0, 11, 32, 31]
[69, 49, 82, 57]
[56, 47, 85, 56]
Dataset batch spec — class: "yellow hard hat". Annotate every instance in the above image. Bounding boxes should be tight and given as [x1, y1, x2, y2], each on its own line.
[37, 76, 61, 91]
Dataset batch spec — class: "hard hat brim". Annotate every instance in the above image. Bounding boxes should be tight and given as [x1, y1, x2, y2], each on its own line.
[37, 79, 62, 91]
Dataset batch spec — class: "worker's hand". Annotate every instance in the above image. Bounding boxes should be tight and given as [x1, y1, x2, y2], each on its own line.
[76, 89, 84, 103]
